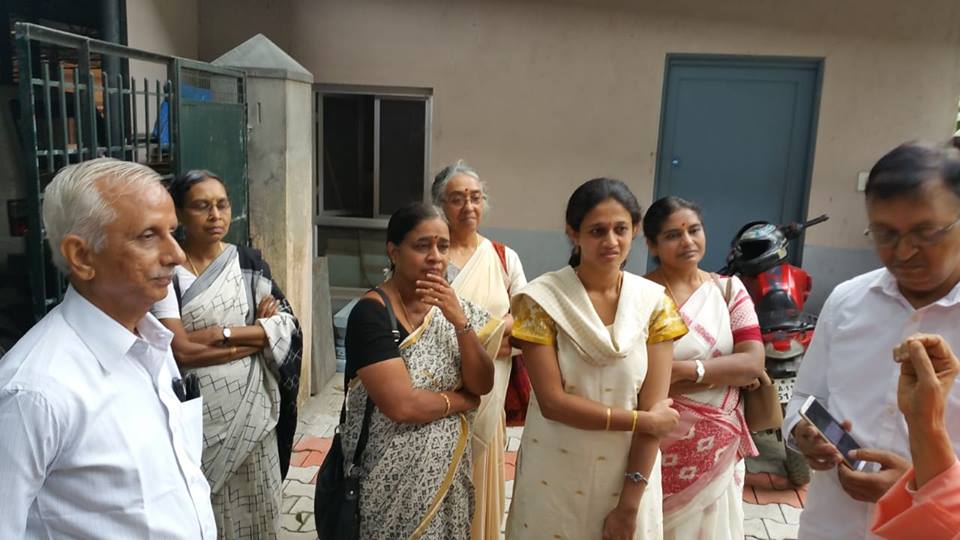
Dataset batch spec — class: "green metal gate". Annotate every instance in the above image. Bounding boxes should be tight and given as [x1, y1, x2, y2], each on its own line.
[175, 59, 249, 246]
[14, 22, 248, 320]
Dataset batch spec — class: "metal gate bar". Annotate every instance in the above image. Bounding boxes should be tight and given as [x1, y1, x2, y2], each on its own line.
[15, 22, 245, 319]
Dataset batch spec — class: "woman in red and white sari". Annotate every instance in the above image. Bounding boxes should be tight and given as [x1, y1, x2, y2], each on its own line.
[643, 196, 765, 540]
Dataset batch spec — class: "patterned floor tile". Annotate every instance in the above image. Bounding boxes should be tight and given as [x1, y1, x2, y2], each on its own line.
[781, 503, 802, 525]
[286, 465, 319, 484]
[744, 502, 784, 522]
[282, 495, 299, 513]
[745, 472, 774, 489]
[744, 517, 768, 539]
[284, 479, 316, 498]
[763, 517, 799, 540]
[300, 450, 327, 468]
[754, 485, 803, 508]
[294, 436, 331, 453]
[504, 451, 517, 481]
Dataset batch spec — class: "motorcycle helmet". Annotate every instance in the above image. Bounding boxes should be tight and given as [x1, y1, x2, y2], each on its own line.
[730, 222, 789, 275]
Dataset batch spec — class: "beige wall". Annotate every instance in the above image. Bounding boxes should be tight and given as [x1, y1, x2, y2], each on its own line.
[126, 0, 199, 58]
[196, 0, 960, 254]
[125, 0, 200, 87]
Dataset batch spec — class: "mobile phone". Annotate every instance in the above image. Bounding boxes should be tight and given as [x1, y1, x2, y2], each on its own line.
[798, 396, 872, 471]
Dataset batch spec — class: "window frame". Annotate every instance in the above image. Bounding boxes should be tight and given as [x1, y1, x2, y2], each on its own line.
[313, 83, 433, 229]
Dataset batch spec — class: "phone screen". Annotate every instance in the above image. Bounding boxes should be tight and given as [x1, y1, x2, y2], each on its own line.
[801, 398, 864, 469]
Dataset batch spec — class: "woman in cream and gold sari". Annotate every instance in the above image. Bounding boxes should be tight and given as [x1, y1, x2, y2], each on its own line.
[341, 203, 504, 539]
[433, 160, 527, 539]
[506, 178, 686, 540]
[643, 197, 764, 540]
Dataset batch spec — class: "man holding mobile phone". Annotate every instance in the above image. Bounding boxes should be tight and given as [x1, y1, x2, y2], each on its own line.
[783, 142, 960, 539]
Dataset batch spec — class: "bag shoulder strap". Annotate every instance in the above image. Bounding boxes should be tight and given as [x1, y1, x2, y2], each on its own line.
[491, 240, 509, 274]
[709, 273, 734, 306]
[346, 287, 400, 467]
[370, 287, 401, 346]
[172, 273, 183, 310]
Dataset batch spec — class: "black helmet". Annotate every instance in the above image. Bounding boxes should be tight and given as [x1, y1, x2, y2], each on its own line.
[730, 223, 788, 275]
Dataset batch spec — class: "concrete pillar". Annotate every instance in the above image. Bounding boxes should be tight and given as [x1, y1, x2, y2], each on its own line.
[213, 35, 328, 401]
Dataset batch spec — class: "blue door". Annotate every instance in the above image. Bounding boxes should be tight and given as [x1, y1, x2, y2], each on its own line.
[654, 56, 822, 271]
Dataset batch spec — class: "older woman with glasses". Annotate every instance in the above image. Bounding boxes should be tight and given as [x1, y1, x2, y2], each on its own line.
[433, 160, 528, 539]
[152, 170, 302, 540]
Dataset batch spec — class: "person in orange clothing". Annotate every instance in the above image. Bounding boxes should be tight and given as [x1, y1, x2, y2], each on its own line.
[866, 333, 960, 539]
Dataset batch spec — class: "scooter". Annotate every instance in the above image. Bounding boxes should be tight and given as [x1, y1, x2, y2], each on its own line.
[719, 214, 829, 486]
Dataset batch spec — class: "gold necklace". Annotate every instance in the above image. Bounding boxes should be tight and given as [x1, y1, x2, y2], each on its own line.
[389, 282, 419, 329]
[660, 268, 704, 305]
[185, 242, 224, 276]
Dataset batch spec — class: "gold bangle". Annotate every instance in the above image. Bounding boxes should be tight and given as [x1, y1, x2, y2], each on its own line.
[440, 392, 452, 417]
[230, 346, 237, 358]
[631, 410, 639, 432]
[604, 407, 612, 431]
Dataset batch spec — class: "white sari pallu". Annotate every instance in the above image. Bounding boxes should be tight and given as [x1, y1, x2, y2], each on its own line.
[176, 245, 302, 540]
[660, 277, 759, 540]
[505, 267, 685, 540]
[450, 238, 511, 540]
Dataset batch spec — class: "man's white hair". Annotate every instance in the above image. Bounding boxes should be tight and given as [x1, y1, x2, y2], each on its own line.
[42, 158, 162, 273]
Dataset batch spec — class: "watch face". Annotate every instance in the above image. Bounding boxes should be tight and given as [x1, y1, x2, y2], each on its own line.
[223, 327, 232, 339]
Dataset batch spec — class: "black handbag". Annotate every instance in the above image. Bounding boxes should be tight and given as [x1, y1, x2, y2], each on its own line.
[314, 288, 399, 539]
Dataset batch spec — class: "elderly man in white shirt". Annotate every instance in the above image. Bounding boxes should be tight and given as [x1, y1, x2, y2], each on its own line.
[0, 158, 217, 539]
[784, 142, 960, 540]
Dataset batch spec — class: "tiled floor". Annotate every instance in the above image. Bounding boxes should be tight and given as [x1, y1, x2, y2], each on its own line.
[280, 376, 803, 539]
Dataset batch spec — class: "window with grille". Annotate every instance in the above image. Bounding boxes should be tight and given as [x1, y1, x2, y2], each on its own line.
[314, 84, 432, 227]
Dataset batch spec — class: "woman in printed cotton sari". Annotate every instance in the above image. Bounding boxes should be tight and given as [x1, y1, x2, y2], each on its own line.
[505, 178, 686, 540]
[642, 196, 764, 540]
[342, 203, 504, 539]
[152, 170, 302, 540]
[432, 160, 528, 539]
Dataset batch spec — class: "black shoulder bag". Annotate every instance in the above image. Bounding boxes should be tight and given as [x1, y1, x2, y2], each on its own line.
[314, 288, 399, 539]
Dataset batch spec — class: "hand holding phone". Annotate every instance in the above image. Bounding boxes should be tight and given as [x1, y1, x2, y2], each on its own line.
[798, 396, 872, 472]
[837, 447, 912, 503]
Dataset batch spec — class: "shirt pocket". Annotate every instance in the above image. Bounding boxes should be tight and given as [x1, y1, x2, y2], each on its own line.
[180, 396, 204, 466]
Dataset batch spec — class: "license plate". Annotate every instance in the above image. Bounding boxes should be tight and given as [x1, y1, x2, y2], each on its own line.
[774, 377, 797, 404]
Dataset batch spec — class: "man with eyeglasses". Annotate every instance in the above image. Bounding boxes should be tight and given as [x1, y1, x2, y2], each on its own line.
[782, 142, 960, 539]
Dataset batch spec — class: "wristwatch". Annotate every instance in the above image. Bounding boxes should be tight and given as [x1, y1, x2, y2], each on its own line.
[624, 471, 649, 485]
[221, 326, 232, 342]
[694, 359, 706, 383]
[455, 322, 474, 336]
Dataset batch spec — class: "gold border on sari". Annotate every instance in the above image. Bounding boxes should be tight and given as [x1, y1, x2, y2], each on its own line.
[409, 413, 470, 540]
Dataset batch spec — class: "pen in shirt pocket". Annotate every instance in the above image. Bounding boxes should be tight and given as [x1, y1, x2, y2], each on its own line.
[172, 373, 201, 402]
[184, 372, 200, 401]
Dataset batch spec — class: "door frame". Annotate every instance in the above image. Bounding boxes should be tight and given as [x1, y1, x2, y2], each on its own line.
[652, 54, 825, 266]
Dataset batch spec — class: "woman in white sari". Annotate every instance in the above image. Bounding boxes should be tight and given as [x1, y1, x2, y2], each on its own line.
[432, 160, 527, 540]
[152, 170, 302, 539]
[506, 178, 686, 540]
[642, 196, 764, 540]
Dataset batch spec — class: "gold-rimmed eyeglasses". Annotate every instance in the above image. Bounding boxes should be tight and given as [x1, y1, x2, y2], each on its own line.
[444, 193, 486, 208]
